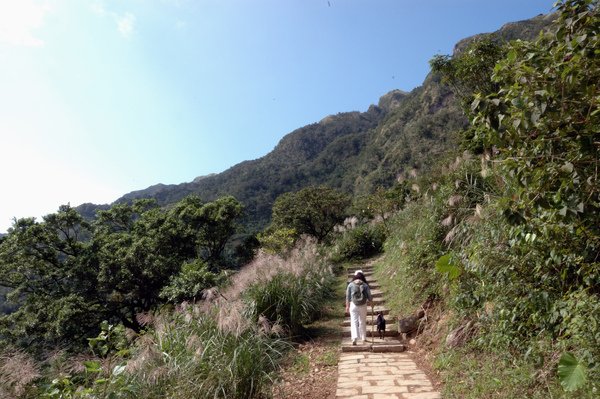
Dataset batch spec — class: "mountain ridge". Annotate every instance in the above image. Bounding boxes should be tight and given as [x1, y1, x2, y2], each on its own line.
[77, 14, 554, 230]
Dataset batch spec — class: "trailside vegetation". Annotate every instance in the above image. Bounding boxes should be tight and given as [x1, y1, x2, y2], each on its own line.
[0, 235, 336, 398]
[376, 1, 598, 397]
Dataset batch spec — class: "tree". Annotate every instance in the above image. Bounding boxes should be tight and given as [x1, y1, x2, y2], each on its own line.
[91, 200, 187, 331]
[167, 195, 244, 270]
[196, 196, 244, 268]
[430, 37, 506, 153]
[0, 195, 245, 350]
[353, 184, 409, 231]
[270, 186, 350, 242]
[430, 37, 505, 106]
[0, 206, 100, 348]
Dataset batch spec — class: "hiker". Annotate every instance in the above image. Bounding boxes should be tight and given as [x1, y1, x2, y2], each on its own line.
[376, 311, 386, 339]
[345, 270, 373, 345]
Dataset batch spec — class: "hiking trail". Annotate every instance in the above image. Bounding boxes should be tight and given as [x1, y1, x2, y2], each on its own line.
[336, 264, 441, 398]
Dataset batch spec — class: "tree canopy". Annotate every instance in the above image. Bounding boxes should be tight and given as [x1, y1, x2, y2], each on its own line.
[0, 196, 244, 351]
[270, 186, 350, 242]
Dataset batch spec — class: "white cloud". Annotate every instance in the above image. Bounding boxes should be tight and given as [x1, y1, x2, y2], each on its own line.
[90, 2, 136, 39]
[0, 0, 51, 47]
[117, 12, 136, 39]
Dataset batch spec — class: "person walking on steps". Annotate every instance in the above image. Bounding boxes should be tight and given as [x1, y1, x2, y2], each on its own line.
[345, 270, 373, 345]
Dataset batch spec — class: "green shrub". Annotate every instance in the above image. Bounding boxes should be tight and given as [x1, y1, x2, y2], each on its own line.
[377, 196, 447, 314]
[159, 259, 225, 303]
[257, 227, 298, 255]
[332, 223, 387, 262]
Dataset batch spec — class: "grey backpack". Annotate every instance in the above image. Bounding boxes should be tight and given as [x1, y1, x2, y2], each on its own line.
[351, 282, 368, 305]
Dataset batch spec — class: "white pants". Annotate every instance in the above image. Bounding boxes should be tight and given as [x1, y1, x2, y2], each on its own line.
[349, 302, 368, 341]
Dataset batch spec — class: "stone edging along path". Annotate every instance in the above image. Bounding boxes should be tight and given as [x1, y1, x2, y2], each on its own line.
[336, 265, 441, 399]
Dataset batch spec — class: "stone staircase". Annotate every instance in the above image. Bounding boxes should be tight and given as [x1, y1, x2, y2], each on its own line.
[342, 266, 406, 353]
[336, 264, 441, 398]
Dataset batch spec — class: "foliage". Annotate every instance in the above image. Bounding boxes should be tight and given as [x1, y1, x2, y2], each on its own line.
[87, 321, 130, 358]
[243, 260, 336, 336]
[257, 227, 298, 255]
[331, 223, 387, 262]
[457, 0, 599, 385]
[0, 207, 102, 349]
[430, 37, 506, 105]
[29, 309, 286, 399]
[12, 239, 336, 399]
[0, 195, 244, 351]
[159, 259, 225, 303]
[166, 195, 244, 270]
[558, 352, 588, 392]
[270, 186, 351, 242]
[397, 1, 600, 394]
[377, 195, 447, 314]
[433, 346, 575, 399]
[230, 233, 261, 266]
[352, 184, 409, 230]
[195, 196, 244, 268]
[41, 361, 132, 399]
[435, 253, 462, 281]
[119, 309, 288, 399]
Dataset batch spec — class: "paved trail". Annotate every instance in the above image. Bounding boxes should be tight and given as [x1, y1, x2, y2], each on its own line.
[336, 266, 441, 399]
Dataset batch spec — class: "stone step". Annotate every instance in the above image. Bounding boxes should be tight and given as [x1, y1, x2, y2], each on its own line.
[340, 337, 406, 353]
[342, 315, 395, 326]
[345, 306, 389, 317]
[347, 268, 374, 274]
[341, 327, 398, 337]
[372, 344, 407, 353]
[368, 305, 388, 315]
[345, 282, 379, 289]
[369, 297, 385, 305]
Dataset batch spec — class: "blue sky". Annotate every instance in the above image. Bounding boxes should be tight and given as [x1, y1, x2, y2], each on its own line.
[0, 0, 552, 232]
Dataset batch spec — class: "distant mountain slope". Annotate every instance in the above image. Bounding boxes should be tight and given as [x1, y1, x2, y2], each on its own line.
[79, 14, 554, 230]
[117, 105, 387, 229]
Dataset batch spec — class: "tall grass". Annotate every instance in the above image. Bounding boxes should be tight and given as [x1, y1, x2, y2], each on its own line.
[124, 307, 289, 399]
[240, 238, 336, 336]
[127, 238, 335, 397]
[0, 350, 40, 398]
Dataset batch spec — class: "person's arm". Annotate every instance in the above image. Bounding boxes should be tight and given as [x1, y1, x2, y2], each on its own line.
[345, 283, 351, 313]
[366, 284, 373, 306]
